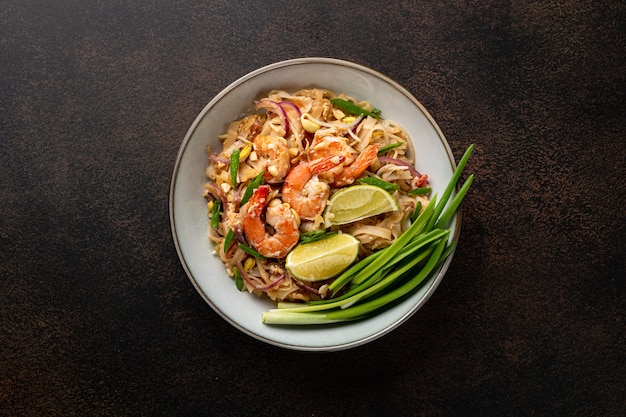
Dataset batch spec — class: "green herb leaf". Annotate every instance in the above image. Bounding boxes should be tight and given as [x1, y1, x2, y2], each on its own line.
[330, 98, 381, 119]
[407, 187, 432, 196]
[299, 230, 338, 244]
[230, 149, 240, 187]
[223, 228, 235, 251]
[238, 242, 266, 259]
[411, 200, 422, 223]
[240, 170, 265, 206]
[377, 142, 403, 155]
[434, 174, 474, 229]
[233, 267, 244, 291]
[211, 200, 221, 229]
[425, 144, 474, 233]
[357, 177, 400, 193]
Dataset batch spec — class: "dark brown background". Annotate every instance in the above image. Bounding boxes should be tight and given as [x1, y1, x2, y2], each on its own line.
[1, 1, 624, 416]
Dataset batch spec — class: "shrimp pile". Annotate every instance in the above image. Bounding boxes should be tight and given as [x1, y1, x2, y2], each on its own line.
[204, 88, 430, 302]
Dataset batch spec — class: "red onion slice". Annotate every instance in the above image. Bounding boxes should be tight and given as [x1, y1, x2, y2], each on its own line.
[203, 180, 227, 204]
[255, 99, 288, 133]
[278, 101, 303, 135]
[291, 277, 321, 296]
[277, 100, 301, 116]
[208, 154, 230, 165]
[378, 156, 428, 186]
[378, 156, 421, 177]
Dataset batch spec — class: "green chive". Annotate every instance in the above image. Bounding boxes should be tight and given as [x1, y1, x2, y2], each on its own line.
[357, 177, 400, 193]
[233, 267, 244, 291]
[407, 187, 432, 196]
[299, 230, 337, 244]
[238, 242, 265, 259]
[377, 142, 403, 155]
[330, 98, 381, 119]
[223, 228, 235, 251]
[240, 170, 265, 206]
[425, 144, 474, 232]
[434, 174, 474, 229]
[230, 149, 240, 187]
[210, 200, 221, 229]
[411, 200, 423, 223]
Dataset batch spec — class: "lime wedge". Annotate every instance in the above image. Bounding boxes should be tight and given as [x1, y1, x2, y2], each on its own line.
[323, 184, 400, 227]
[286, 234, 360, 282]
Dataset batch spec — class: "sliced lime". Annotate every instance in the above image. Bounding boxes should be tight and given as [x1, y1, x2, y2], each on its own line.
[285, 233, 360, 282]
[323, 184, 399, 227]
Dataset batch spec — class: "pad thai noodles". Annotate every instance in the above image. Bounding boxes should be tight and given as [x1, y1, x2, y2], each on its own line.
[203, 88, 430, 302]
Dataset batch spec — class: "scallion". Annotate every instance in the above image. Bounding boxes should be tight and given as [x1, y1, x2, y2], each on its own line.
[238, 242, 265, 259]
[233, 267, 244, 291]
[330, 98, 381, 119]
[377, 142, 403, 155]
[230, 149, 240, 187]
[299, 230, 338, 244]
[223, 228, 235, 251]
[210, 200, 221, 229]
[408, 187, 432, 196]
[425, 144, 474, 233]
[357, 177, 400, 193]
[240, 170, 264, 206]
[411, 200, 423, 223]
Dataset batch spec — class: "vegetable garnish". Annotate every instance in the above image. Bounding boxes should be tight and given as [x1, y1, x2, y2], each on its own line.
[411, 201, 423, 223]
[230, 149, 240, 187]
[210, 200, 221, 229]
[330, 98, 381, 119]
[261, 144, 474, 325]
[407, 187, 431, 196]
[234, 267, 244, 291]
[240, 170, 265, 206]
[356, 177, 400, 193]
[299, 230, 338, 244]
[377, 142, 403, 155]
[238, 242, 266, 259]
[223, 228, 235, 251]
[425, 144, 474, 233]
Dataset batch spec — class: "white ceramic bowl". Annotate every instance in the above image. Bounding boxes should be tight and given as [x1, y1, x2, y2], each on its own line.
[170, 58, 460, 351]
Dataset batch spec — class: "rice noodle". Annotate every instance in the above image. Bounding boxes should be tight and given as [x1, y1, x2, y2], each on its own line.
[351, 225, 393, 240]
[301, 112, 363, 130]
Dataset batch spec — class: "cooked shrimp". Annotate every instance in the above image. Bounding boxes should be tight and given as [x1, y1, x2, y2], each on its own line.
[253, 135, 291, 183]
[333, 144, 381, 186]
[282, 156, 344, 220]
[243, 185, 299, 258]
[308, 133, 356, 164]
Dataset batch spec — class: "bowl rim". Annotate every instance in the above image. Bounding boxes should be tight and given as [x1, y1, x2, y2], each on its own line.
[169, 57, 461, 351]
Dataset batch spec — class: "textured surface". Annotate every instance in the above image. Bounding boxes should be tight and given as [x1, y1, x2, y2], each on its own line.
[1, 1, 625, 416]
